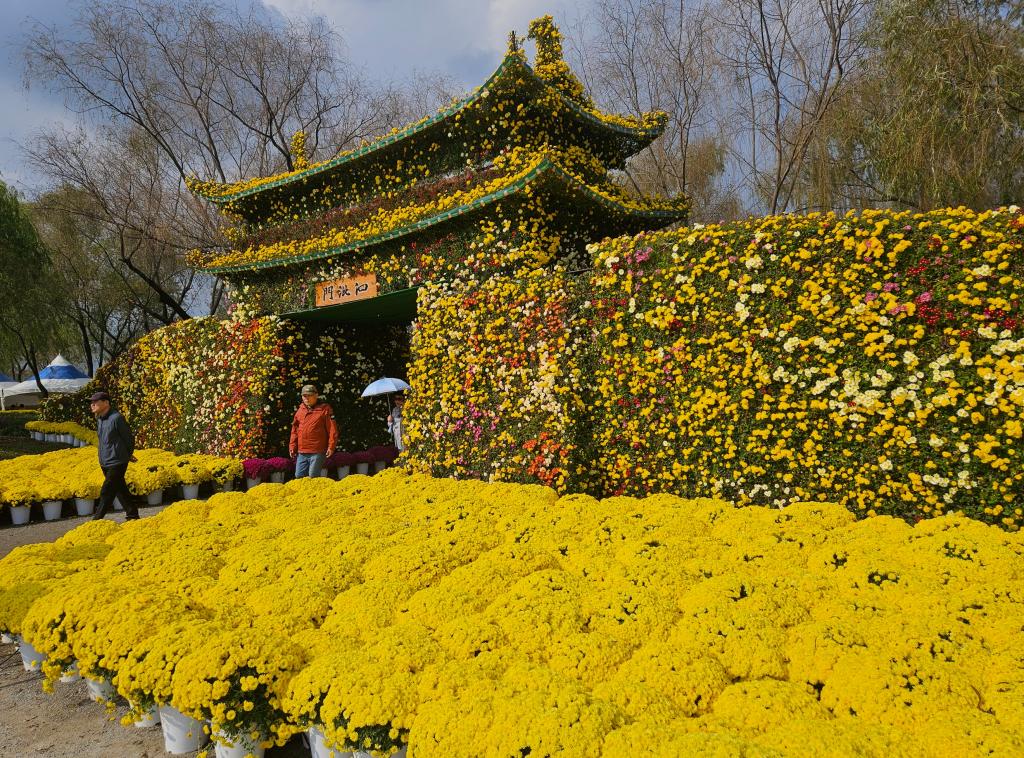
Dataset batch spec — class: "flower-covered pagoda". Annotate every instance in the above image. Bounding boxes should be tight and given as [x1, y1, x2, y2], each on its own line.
[188, 16, 688, 320]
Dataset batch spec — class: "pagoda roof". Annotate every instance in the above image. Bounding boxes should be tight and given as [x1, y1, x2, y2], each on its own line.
[189, 53, 668, 217]
[199, 156, 686, 275]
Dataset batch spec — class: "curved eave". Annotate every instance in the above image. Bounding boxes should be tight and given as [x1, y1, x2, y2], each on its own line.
[192, 55, 666, 208]
[203, 159, 686, 276]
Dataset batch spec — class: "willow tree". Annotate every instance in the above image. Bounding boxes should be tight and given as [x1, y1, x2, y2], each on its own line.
[0, 182, 64, 392]
[800, 0, 1024, 210]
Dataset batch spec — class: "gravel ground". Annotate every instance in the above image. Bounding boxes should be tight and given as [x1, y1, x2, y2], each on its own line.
[0, 645, 168, 757]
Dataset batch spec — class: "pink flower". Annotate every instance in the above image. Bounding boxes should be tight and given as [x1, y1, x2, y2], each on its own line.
[864, 292, 878, 302]
[889, 304, 907, 315]
[882, 282, 899, 292]
[915, 291, 933, 304]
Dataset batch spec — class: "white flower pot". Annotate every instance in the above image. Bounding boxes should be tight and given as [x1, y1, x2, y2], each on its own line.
[270, 472, 284, 484]
[63, 434, 74, 445]
[60, 661, 80, 682]
[44, 433, 56, 443]
[373, 461, 387, 473]
[214, 727, 266, 758]
[16, 636, 46, 671]
[336, 466, 350, 480]
[31, 431, 43, 441]
[308, 727, 341, 758]
[159, 705, 209, 754]
[131, 702, 160, 727]
[182, 483, 200, 499]
[355, 463, 369, 476]
[74, 498, 95, 516]
[42, 500, 63, 521]
[307, 726, 399, 758]
[221, 480, 234, 492]
[9, 505, 30, 526]
[245, 477, 261, 490]
[147, 490, 163, 506]
[85, 676, 117, 702]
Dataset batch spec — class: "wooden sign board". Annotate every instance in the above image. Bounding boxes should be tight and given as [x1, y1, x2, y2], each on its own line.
[315, 274, 379, 307]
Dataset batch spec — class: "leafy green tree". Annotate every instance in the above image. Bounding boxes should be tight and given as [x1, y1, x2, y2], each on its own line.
[31, 185, 155, 375]
[0, 181, 67, 394]
[802, 0, 1024, 210]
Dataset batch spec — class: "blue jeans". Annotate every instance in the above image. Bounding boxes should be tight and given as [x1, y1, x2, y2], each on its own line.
[295, 452, 326, 478]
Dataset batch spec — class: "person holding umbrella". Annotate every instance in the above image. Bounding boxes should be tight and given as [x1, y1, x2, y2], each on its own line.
[361, 377, 411, 451]
[387, 394, 406, 452]
[289, 384, 338, 478]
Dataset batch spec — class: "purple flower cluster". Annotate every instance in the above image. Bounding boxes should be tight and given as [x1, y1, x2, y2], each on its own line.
[243, 446, 400, 480]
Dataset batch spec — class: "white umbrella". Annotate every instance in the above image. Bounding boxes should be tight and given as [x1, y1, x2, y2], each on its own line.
[360, 378, 412, 398]
[361, 378, 411, 444]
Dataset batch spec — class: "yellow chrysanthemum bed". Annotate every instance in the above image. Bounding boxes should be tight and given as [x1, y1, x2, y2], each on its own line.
[1, 471, 1022, 756]
[0, 447, 241, 508]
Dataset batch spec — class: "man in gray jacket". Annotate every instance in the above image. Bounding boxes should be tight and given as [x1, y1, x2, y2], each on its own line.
[89, 391, 139, 520]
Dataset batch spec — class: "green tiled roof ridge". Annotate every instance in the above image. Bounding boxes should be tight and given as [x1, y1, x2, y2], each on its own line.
[192, 55, 667, 206]
[203, 157, 684, 275]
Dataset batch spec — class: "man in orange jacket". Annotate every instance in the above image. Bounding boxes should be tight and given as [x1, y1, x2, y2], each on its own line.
[289, 384, 338, 478]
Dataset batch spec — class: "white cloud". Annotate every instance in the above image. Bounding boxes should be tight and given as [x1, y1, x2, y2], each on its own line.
[261, 0, 580, 82]
[0, 0, 592, 187]
[0, 77, 79, 192]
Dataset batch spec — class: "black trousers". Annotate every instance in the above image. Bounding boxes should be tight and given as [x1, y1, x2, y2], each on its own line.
[94, 463, 138, 519]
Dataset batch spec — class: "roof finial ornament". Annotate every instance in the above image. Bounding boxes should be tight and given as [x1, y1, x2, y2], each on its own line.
[507, 30, 521, 55]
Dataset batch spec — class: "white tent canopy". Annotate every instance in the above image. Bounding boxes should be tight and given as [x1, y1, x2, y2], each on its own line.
[0, 371, 18, 394]
[3, 355, 90, 400]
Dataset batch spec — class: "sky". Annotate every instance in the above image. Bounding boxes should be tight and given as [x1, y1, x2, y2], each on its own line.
[0, 0, 588, 192]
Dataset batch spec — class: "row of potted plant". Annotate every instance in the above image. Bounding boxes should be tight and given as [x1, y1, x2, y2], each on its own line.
[25, 420, 98, 447]
[1, 473, 1020, 756]
[7, 636, 383, 758]
[241, 446, 400, 487]
[0, 447, 243, 526]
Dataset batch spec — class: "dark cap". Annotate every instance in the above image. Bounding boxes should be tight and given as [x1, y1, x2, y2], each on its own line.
[88, 391, 111, 402]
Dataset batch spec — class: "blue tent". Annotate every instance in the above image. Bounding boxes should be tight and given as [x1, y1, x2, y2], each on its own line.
[37, 356, 88, 380]
[4, 355, 91, 399]
[0, 372, 12, 382]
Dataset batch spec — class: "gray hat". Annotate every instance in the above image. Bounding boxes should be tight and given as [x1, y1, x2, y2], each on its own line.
[88, 391, 111, 402]
[300, 384, 318, 395]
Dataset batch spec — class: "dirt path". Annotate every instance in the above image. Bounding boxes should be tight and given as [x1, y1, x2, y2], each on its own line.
[0, 645, 168, 757]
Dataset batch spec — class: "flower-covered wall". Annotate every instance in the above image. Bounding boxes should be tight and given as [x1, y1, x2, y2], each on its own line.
[403, 273, 589, 490]
[43, 317, 409, 458]
[402, 206, 1024, 530]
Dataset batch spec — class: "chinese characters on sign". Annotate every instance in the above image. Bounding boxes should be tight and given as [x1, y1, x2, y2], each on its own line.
[315, 274, 379, 307]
